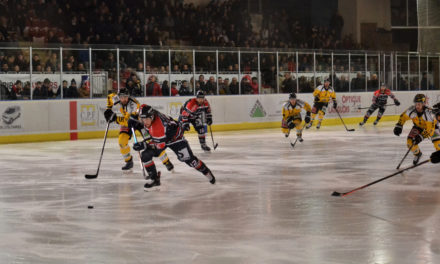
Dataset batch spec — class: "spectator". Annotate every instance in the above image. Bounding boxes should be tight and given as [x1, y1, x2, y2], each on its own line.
[57, 80, 68, 98]
[145, 75, 162, 96]
[351, 72, 365, 91]
[43, 78, 56, 98]
[241, 75, 253, 94]
[220, 78, 230, 94]
[33, 81, 48, 99]
[281, 72, 296, 93]
[229, 77, 239, 94]
[170, 82, 179, 96]
[67, 79, 79, 98]
[12, 80, 23, 100]
[205, 76, 217, 95]
[367, 73, 378, 91]
[127, 74, 142, 96]
[179, 80, 192, 96]
[161, 80, 170, 96]
[251, 77, 259, 94]
[78, 82, 90, 98]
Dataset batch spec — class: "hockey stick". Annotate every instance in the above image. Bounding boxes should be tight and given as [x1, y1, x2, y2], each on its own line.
[85, 115, 113, 179]
[396, 142, 414, 170]
[334, 107, 355, 132]
[357, 104, 396, 110]
[209, 125, 218, 150]
[131, 127, 147, 179]
[289, 127, 305, 149]
[331, 159, 431, 197]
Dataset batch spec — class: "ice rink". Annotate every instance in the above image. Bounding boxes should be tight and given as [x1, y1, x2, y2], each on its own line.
[0, 121, 439, 264]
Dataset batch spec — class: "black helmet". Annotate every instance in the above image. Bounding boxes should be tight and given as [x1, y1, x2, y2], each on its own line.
[139, 104, 155, 119]
[433, 102, 440, 116]
[413, 94, 426, 103]
[380, 82, 386, 87]
[324, 78, 331, 83]
[289, 93, 296, 99]
[196, 90, 205, 98]
[118, 88, 129, 97]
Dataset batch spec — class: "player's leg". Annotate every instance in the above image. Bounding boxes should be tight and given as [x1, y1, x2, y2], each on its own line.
[193, 119, 210, 151]
[431, 126, 440, 151]
[360, 104, 377, 126]
[316, 103, 327, 129]
[293, 118, 303, 141]
[407, 127, 423, 165]
[307, 104, 319, 129]
[141, 148, 163, 188]
[158, 150, 174, 171]
[119, 129, 133, 170]
[374, 106, 385, 125]
[169, 139, 215, 183]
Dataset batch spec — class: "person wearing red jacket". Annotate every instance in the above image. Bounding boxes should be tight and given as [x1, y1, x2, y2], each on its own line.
[359, 83, 400, 126]
[179, 90, 213, 151]
[145, 75, 162, 96]
[128, 105, 215, 190]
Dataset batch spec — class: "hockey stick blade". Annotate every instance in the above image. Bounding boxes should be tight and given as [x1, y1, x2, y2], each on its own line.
[331, 191, 342, 197]
[347, 128, 355, 132]
[85, 174, 98, 179]
[214, 143, 219, 150]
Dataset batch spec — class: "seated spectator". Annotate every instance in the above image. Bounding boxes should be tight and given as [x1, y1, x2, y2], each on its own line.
[66, 79, 79, 98]
[229, 77, 239, 94]
[145, 75, 162, 96]
[198, 75, 206, 91]
[339, 75, 349, 91]
[78, 82, 90, 98]
[241, 76, 253, 94]
[33, 81, 48, 99]
[204, 76, 217, 95]
[12, 80, 23, 100]
[179, 80, 192, 96]
[351, 72, 365, 91]
[170, 82, 179, 96]
[367, 73, 378, 91]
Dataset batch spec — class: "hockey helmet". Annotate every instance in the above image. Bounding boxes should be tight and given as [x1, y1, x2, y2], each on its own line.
[324, 78, 331, 83]
[196, 90, 205, 99]
[289, 93, 296, 99]
[380, 82, 387, 88]
[413, 94, 426, 103]
[139, 104, 155, 119]
[118, 88, 129, 97]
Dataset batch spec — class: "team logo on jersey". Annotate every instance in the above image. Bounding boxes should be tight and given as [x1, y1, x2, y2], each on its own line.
[250, 100, 267, 118]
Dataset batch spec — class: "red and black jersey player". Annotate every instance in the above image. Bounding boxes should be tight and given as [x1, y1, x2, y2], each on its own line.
[359, 82, 400, 126]
[179, 90, 213, 151]
[128, 104, 215, 190]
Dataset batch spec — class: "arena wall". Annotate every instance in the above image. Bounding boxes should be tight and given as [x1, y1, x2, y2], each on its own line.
[0, 91, 439, 144]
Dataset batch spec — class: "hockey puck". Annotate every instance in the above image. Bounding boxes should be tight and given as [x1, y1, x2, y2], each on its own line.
[88, 205, 94, 209]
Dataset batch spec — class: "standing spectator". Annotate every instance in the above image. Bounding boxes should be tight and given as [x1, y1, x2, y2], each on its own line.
[281, 72, 296, 93]
[42, 79, 56, 98]
[351, 72, 365, 91]
[241, 76, 253, 94]
[251, 77, 259, 94]
[67, 79, 79, 98]
[145, 75, 162, 96]
[33, 81, 48, 99]
[179, 80, 192, 96]
[57, 80, 68, 98]
[170, 82, 179, 96]
[229, 77, 239, 94]
[367, 73, 378, 91]
[198, 74, 206, 91]
[78, 82, 90, 98]
[205, 76, 217, 95]
[220, 78, 230, 94]
[161, 80, 170, 96]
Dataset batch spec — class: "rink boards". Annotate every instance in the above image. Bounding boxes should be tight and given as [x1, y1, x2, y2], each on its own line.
[0, 91, 439, 143]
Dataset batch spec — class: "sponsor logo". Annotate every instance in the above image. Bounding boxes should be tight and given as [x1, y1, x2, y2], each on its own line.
[168, 102, 183, 118]
[80, 104, 97, 126]
[250, 100, 267, 118]
[0, 105, 22, 129]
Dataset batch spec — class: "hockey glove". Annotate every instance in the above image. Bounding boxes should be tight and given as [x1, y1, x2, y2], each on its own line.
[207, 114, 213, 125]
[314, 96, 320, 102]
[305, 112, 311, 124]
[431, 150, 440, 164]
[104, 109, 116, 123]
[182, 122, 191, 131]
[333, 101, 338, 109]
[393, 124, 402, 136]
[394, 100, 400, 106]
[127, 118, 142, 130]
[411, 134, 424, 145]
[133, 142, 146, 151]
[421, 129, 430, 138]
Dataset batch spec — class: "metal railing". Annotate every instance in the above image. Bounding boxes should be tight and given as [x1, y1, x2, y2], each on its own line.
[0, 45, 438, 100]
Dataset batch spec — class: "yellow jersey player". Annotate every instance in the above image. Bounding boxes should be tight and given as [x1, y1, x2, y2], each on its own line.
[104, 88, 174, 171]
[282, 93, 312, 142]
[393, 94, 440, 165]
[306, 78, 337, 129]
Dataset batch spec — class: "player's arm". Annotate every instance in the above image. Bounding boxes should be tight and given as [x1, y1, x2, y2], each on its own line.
[312, 89, 320, 101]
[104, 93, 117, 123]
[205, 101, 213, 125]
[387, 90, 400, 105]
[331, 90, 337, 108]
[394, 109, 410, 136]
[303, 102, 312, 123]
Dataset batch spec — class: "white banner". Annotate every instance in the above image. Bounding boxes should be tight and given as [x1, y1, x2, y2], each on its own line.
[0, 104, 23, 131]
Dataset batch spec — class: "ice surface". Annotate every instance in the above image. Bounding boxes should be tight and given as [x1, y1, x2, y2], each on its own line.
[0, 122, 439, 263]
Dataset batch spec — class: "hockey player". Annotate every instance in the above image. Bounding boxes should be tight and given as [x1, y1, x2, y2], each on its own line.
[306, 78, 337, 129]
[179, 90, 213, 151]
[359, 83, 400, 126]
[129, 105, 215, 189]
[281, 93, 312, 142]
[104, 88, 174, 171]
[393, 94, 440, 165]
[433, 102, 440, 122]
